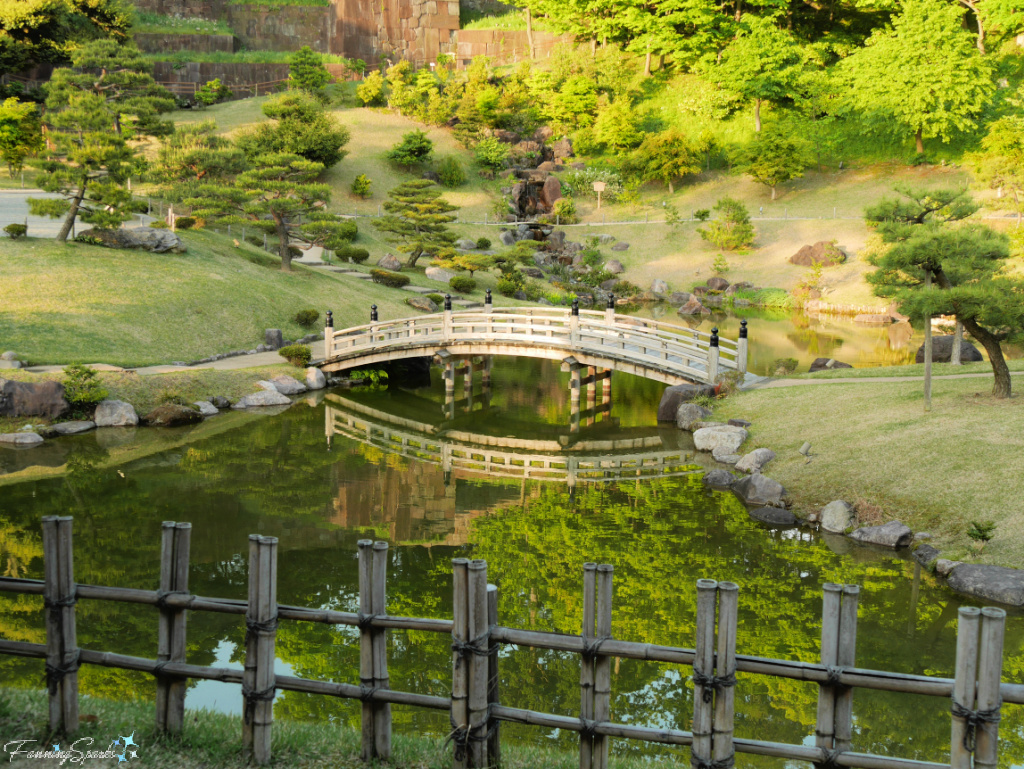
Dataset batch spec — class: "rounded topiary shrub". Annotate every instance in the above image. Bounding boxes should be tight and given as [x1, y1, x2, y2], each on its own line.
[174, 216, 196, 230]
[339, 246, 370, 264]
[371, 269, 411, 288]
[294, 309, 321, 328]
[475, 237, 491, 250]
[4, 223, 27, 239]
[449, 276, 476, 294]
[279, 344, 312, 367]
[426, 293, 445, 304]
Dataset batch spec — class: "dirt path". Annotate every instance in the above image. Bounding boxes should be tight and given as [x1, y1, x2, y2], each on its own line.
[752, 370, 1024, 389]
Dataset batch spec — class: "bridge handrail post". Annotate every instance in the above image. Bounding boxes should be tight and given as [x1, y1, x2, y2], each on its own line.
[708, 327, 720, 383]
[604, 294, 615, 327]
[370, 305, 378, 347]
[570, 299, 580, 347]
[443, 295, 453, 343]
[737, 320, 749, 376]
[324, 311, 334, 360]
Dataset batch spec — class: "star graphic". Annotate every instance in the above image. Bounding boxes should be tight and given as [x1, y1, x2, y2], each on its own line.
[121, 733, 137, 749]
[112, 738, 122, 748]
[52, 744, 60, 752]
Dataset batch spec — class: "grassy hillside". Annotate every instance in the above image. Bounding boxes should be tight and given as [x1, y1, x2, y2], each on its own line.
[0, 229, 424, 367]
[175, 98, 1007, 307]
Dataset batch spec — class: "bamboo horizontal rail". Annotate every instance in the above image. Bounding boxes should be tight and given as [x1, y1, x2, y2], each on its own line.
[321, 300, 750, 387]
[1, 574, 1022, 704]
[1, 520, 1019, 769]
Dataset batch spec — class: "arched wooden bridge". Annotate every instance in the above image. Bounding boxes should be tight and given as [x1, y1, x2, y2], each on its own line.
[321, 295, 750, 386]
[325, 394, 702, 485]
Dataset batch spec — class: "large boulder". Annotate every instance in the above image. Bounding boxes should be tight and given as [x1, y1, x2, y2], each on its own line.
[456, 238, 477, 250]
[706, 277, 729, 291]
[377, 254, 403, 271]
[820, 501, 856, 533]
[0, 378, 69, 420]
[849, 521, 913, 548]
[0, 432, 44, 446]
[94, 399, 138, 427]
[551, 137, 573, 160]
[651, 279, 669, 295]
[233, 389, 292, 409]
[546, 230, 566, 249]
[749, 507, 797, 526]
[144, 404, 203, 427]
[912, 544, 940, 567]
[540, 176, 562, 210]
[270, 375, 307, 395]
[667, 292, 692, 306]
[731, 474, 787, 507]
[51, 420, 96, 436]
[610, 242, 630, 251]
[809, 358, 853, 373]
[675, 403, 713, 431]
[499, 230, 517, 247]
[731, 474, 787, 506]
[265, 329, 284, 350]
[407, 296, 439, 312]
[712, 448, 741, 464]
[657, 383, 716, 421]
[702, 469, 735, 488]
[305, 367, 327, 391]
[788, 241, 846, 267]
[193, 401, 219, 417]
[425, 266, 456, 283]
[677, 297, 709, 316]
[915, 336, 983, 363]
[605, 259, 624, 275]
[78, 226, 186, 253]
[693, 425, 748, 454]
[946, 565, 1024, 606]
[735, 448, 776, 474]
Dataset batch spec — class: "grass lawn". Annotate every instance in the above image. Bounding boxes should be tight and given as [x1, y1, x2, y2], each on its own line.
[788, 360, 1024, 379]
[0, 229, 434, 367]
[0, 169, 38, 190]
[0, 687, 671, 769]
[714, 376, 1024, 567]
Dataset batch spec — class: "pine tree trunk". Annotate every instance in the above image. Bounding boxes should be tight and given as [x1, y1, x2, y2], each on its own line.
[959, 316, 1012, 398]
[276, 217, 292, 272]
[754, 99, 762, 133]
[915, 128, 924, 155]
[56, 183, 86, 243]
[407, 247, 423, 268]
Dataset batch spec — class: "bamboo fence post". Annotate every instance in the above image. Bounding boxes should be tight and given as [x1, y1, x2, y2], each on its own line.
[580, 563, 597, 769]
[834, 585, 859, 753]
[243, 535, 278, 765]
[973, 607, 1006, 769]
[156, 522, 192, 735]
[951, 607, 980, 769]
[692, 579, 717, 769]
[42, 516, 62, 732]
[468, 560, 490, 767]
[372, 541, 392, 760]
[712, 582, 738, 767]
[814, 583, 842, 766]
[486, 584, 501, 768]
[56, 517, 79, 733]
[593, 564, 613, 769]
[42, 517, 79, 734]
[358, 540, 376, 761]
[451, 558, 470, 769]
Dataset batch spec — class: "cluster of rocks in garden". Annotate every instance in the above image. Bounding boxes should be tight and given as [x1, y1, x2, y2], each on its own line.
[486, 126, 575, 219]
[658, 382, 1024, 607]
[0, 368, 330, 449]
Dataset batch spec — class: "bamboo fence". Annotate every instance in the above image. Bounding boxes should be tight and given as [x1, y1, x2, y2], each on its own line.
[0, 516, 1021, 769]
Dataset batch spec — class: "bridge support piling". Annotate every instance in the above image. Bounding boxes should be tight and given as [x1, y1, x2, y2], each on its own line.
[586, 367, 596, 426]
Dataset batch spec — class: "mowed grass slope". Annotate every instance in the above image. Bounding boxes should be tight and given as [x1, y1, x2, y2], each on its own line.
[0, 230, 415, 367]
[715, 378, 1024, 566]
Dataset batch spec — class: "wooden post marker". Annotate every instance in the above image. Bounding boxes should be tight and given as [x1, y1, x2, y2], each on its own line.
[42, 516, 79, 734]
[156, 521, 192, 735]
[952, 606, 1006, 769]
[242, 535, 278, 765]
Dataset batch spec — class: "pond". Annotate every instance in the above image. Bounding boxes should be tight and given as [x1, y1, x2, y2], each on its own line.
[1, 358, 1022, 766]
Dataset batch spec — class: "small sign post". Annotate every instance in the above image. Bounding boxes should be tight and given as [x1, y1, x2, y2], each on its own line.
[592, 181, 606, 211]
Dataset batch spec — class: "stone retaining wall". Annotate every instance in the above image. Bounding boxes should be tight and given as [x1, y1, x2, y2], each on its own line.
[135, 33, 239, 53]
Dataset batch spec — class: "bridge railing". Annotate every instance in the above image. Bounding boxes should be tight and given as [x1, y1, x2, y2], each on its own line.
[323, 297, 748, 384]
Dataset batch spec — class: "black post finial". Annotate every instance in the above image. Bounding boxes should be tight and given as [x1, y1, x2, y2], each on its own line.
[485, 288, 492, 305]
[571, 298, 579, 316]
[710, 327, 719, 347]
[370, 304, 378, 322]
[739, 319, 748, 339]
[607, 294, 615, 310]
[325, 310, 333, 328]
[444, 294, 452, 311]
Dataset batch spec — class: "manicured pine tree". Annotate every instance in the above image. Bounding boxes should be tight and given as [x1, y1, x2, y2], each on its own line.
[151, 120, 247, 202]
[288, 45, 333, 99]
[236, 91, 350, 169]
[374, 180, 458, 268]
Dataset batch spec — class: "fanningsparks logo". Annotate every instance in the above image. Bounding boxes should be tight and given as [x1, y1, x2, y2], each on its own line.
[3, 733, 140, 764]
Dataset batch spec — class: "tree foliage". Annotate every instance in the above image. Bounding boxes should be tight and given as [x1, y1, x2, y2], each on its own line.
[865, 187, 1024, 398]
[737, 130, 807, 199]
[968, 115, 1024, 223]
[386, 130, 434, 169]
[151, 120, 247, 202]
[288, 45, 333, 97]
[0, 0, 132, 72]
[623, 129, 701, 192]
[697, 197, 755, 250]
[0, 97, 43, 177]
[374, 179, 458, 268]
[236, 92, 350, 169]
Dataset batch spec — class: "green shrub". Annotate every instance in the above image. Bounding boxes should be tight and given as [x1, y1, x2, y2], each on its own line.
[294, 308, 321, 328]
[437, 156, 467, 188]
[712, 254, 729, 274]
[694, 208, 711, 222]
[697, 197, 754, 251]
[356, 71, 385, 106]
[476, 237, 491, 249]
[150, 221, 169, 229]
[279, 344, 312, 367]
[387, 130, 433, 168]
[474, 137, 510, 170]
[351, 173, 372, 198]
[73, 234, 104, 245]
[336, 244, 370, 263]
[325, 220, 358, 248]
[371, 269, 411, 288]
[62, 364, 109, 414]
[426, 293, 445, 303]
[174, 216, 196, 230]
[496, 271, 526, 297]
[449, 275, 477, 293]
[546, 197, 578, 224]
[4, 223, 27, 239]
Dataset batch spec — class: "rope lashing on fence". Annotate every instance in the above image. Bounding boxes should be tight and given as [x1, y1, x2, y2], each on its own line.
[451, 629, 491, 659]
[825, 665, 851, 689]
[43, 648, 81, 695]
[581, 634, 612, 661]
[819, 748, 844, 769]
[244, 614, 279, 646]
[43, 590, 77, 624]
[356, 612, 379, 630]
[691, 669, 737, 704]
[692, 754, 736, 769]
[951, 696, 1003, 752]
[154, 589, 193, 611]
[241, 681, 277, 704]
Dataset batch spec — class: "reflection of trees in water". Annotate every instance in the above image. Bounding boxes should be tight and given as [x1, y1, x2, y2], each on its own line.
[0, 392, 1023, 761]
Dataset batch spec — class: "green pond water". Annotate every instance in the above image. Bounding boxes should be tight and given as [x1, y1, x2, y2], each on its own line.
[1, 354, 1023, 766]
